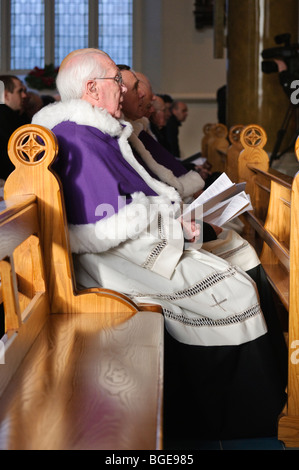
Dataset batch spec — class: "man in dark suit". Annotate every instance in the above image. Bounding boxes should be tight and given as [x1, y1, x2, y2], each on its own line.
[0, 75, 28, 180]
[165, 100, 188, 159]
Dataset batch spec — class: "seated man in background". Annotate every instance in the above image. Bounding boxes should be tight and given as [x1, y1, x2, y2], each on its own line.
[120, 66, 205, 202]
[149, 95, 172, 151]
[135, 71, 156, 120]
[32, 49, 287, 446]
[165, 100, 188, 159]
[0, 75, 28, 180]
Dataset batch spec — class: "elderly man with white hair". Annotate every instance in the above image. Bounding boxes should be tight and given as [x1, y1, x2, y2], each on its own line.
[33, 49, 287, 445]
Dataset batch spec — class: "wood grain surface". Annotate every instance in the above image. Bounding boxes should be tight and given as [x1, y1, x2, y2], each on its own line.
[0, 311, 164, 450]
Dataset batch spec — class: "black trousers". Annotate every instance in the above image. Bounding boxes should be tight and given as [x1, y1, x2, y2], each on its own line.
[163, 265, 287, 447]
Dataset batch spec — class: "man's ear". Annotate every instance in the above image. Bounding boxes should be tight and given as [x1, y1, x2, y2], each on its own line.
[4, 89, 10, 104]
[85, 79, 99, 100]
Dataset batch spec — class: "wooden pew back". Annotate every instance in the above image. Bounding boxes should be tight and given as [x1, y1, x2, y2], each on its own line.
[201, 122, 213, 160]
[201, 123, 229, 172]
[226, 124, 244, 183]
[207, 123, 229, 173]
[239, 124, 269, 215]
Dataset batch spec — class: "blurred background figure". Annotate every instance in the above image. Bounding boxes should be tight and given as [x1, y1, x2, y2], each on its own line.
[22, 91, 56, 120]
[165, 100, 188, 159]
[0, 75, 28, 181]
[149, 95, 171, 151]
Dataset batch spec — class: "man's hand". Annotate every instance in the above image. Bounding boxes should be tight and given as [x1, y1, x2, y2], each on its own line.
[180, 218, 201, 242]
[209, 223, 222, 236]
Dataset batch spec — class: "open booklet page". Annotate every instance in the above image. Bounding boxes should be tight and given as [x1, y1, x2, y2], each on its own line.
[203, 191, 252, 226]
[181, 173, 252, 227]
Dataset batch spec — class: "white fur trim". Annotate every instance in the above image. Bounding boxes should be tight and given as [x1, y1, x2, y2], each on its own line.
[129, 123, 205, 199]
[32, 99, 124, 137]
[131, 119, 146, 136]
[128, 131, 184, 195]
[178, 171, 205, 198]
[117, 122, 181, 202]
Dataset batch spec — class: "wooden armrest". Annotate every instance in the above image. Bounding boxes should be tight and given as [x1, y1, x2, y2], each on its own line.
[246, 165, 293, 188]
[244, 212, 290, 271]
[262, 264, 289, 310]
[0, 195, 36, 223]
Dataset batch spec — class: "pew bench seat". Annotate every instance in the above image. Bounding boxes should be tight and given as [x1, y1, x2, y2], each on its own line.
[0, 310, 163, 450]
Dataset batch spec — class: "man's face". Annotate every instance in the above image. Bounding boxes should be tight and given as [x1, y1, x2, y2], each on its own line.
[139, 81, 155, 118]
[173, 102, 188, 122]
[164, 102, 172, 121]
[121, 70, 145, 120]
[151, 97, 166, 129]
[92, 57, 127, 119]
[5, 78, 27, 112]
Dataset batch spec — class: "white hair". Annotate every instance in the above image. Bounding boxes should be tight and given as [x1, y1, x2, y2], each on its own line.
[56, 50, 110, 102]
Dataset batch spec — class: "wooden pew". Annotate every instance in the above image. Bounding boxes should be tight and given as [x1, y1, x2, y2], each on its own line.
[201, 123, 213, 161]
[226, 124, 244, 183]
[236, 124, 299, 447]
[201, 123, 229, 173]
[207, 123, 229, 173]
[0, 124, 163, 450]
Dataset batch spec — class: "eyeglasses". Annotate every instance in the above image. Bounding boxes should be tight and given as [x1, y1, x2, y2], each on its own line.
[92, 73, 124, 86]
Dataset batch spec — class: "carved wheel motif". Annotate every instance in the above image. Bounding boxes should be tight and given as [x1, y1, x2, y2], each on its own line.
[15, 132, 46, 164]
[203, 123, 213, 135]
[8, 124, 58, 168]
[242, 126, 266, 148]
[229, 125, 244, 143]
[214, 124, 227, 138]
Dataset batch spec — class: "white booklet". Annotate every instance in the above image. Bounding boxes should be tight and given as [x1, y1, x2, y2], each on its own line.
[189, 156, 207, 166]
[181, 173, 252, 227]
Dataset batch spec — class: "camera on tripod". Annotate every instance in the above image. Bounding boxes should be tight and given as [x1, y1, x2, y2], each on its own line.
[261, 33, 299, 77]
[261, 34, 299, 164]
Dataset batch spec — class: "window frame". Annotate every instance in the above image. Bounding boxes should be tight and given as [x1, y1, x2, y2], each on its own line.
[0, 0, 136, 74]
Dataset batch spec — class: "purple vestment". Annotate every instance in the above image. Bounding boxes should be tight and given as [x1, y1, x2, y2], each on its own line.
[138, 130, 187, 178]
[52, 121, 158, 225]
